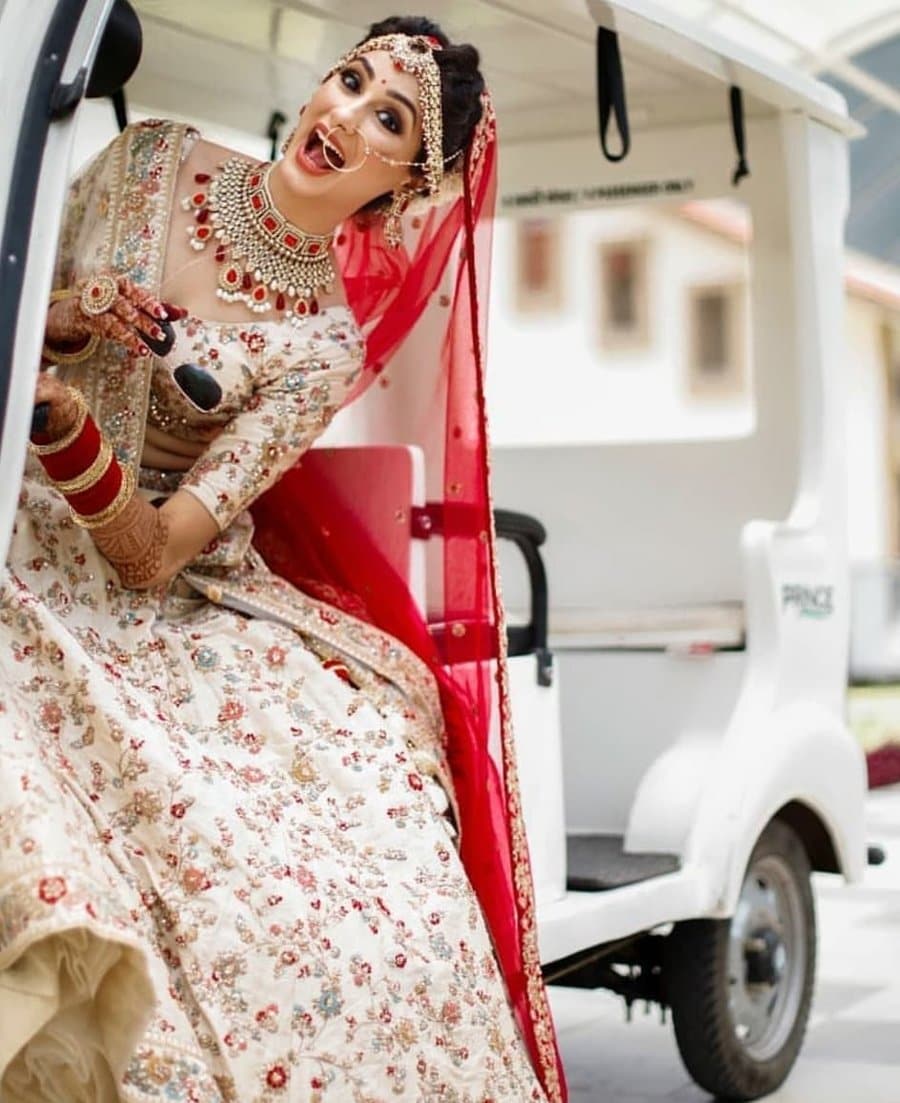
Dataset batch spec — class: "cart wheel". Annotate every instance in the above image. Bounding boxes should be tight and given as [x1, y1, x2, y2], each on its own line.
[665, 821, 816, 1101]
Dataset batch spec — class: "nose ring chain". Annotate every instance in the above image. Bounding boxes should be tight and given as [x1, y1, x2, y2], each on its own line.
[319, 123, 457, 178]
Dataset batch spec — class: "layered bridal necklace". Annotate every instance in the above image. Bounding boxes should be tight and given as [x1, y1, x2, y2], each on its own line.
[183, 157, 337, 325]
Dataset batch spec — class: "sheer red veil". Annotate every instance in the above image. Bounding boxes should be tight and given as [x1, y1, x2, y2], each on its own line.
[251, 91, 566, 1103]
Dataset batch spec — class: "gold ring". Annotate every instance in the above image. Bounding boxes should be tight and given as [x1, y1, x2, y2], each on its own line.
[79, 274, 118, 317]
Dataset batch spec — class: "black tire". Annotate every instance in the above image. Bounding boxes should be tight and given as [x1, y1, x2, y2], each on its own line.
[664, 821, 816, 1101]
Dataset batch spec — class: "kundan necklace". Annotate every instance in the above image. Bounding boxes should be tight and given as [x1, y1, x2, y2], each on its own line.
[183, 157, 336, 323]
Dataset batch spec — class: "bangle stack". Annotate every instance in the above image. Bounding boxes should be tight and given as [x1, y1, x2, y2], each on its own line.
[30, 388, 134, 528]
[71, 466, 136, 529]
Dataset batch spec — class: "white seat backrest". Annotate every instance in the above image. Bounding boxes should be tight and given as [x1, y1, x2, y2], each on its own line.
[490, 437, 797, 619]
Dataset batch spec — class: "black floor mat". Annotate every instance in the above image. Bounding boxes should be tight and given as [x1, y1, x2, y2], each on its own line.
[566, 833, 680, 891]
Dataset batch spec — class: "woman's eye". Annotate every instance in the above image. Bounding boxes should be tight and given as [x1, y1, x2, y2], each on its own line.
[338, 67, 400, 135]
[378, 110, 400, 135]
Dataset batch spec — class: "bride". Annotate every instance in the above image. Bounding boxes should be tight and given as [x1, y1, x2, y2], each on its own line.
[0, 12, 566, 1103]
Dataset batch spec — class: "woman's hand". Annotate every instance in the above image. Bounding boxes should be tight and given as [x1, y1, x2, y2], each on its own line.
[31, 372, 83, 442]
[90, 488, 219, 590]
[29, 374, 219, 589]
[46, 273, 185, 359]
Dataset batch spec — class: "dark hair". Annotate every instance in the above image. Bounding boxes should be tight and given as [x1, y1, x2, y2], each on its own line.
[354, 15, 486, 213]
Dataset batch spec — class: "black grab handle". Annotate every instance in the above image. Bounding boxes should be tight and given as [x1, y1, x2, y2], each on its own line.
[494, 509, 553, 687]
[596, 27, 631, 163]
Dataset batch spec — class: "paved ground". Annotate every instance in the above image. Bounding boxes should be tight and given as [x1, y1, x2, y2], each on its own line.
[548, 784, 900, 1102]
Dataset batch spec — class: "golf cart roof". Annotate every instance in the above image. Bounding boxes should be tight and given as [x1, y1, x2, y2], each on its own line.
[128, 0, 860, 147]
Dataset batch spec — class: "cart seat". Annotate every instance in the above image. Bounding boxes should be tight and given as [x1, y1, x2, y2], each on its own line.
[544, 601, 745, 651]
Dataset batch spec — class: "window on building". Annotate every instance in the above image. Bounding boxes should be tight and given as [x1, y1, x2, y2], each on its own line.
[515, 218, 563, 314]
[597, 239, 650, 350]
[686, 282, 747, 398]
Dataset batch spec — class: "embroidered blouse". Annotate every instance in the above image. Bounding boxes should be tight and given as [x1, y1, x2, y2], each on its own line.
[146, 310, 365, 531]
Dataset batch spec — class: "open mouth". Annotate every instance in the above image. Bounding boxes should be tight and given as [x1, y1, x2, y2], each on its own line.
[303, 127, 345, 170]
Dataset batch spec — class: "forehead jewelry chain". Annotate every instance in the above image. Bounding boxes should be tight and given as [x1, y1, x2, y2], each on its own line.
[183, 157, 337, 324]
[326, 33, 446, 196]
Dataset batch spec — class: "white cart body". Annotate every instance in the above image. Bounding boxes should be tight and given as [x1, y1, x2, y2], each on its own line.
[0, 0, 866, 1001]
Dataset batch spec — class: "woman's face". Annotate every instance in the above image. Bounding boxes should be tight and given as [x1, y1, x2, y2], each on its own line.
[280, 48, 425, 213]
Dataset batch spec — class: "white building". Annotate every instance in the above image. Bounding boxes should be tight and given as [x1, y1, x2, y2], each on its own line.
[487, 201, 900, 570]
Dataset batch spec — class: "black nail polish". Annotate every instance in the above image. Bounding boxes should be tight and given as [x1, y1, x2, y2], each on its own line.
[137, 318, 175, 357]
[31, 402, 50, 436]
[173, 363, 222, 411]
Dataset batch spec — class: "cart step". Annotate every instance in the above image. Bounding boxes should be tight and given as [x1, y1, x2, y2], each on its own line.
[566, 834, 680, 891]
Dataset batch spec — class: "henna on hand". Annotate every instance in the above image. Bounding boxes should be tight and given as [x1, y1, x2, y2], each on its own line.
[45, 294, 90, 347]
[45, 275, 184, 360]
[90, 492, 170, 589]
[31, 374, 84, 443]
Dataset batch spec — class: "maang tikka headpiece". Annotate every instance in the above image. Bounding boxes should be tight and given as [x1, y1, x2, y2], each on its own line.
[326, 33, 448, 197]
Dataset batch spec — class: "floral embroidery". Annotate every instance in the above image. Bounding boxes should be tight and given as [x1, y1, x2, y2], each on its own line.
[264, 1064, 289, 1090]
[168, 314, 364, 531]
[0, 119, 549, 1103]
[5, 454, 544, 1103]
[37, 876, 67, 904]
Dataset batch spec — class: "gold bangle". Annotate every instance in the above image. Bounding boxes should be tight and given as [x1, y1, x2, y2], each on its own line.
[51, 440, 113, 495]
[29, 388, 89, 455]
[45, 288, 99, 364]
[42, 332, 100, 366]
[72, 465, 136, 529]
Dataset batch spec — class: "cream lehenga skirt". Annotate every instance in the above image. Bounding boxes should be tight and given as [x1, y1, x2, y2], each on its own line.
[0, 476, 545, 1102]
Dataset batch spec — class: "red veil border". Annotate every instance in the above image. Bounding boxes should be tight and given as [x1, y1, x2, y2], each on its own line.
[251, 107, 567, 1103]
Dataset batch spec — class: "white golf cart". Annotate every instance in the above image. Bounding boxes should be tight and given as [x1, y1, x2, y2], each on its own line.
[0, 1, 869, 1099]
[487, 4, 868, 1099]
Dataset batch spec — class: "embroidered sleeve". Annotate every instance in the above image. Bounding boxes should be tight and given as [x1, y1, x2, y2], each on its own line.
[179, 331, 364, 530]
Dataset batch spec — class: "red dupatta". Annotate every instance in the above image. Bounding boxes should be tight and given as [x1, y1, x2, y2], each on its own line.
[251, 100, 566, 1103]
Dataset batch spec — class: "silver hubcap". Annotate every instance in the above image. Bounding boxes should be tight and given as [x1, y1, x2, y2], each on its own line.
[727, 853, 807, 1061]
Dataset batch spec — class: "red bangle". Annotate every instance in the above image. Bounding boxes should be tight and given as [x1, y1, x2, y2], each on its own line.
[39, 416, 102, 482]
[64, 460, 124, 517]
[71, 465, 135, 529]
[31, 389, 135, 527]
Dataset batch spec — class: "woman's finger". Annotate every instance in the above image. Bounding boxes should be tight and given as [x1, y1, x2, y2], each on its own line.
[30, 375, 84, 441]
[110, 295, 146, 330]
[110, 296, 171, 350]
[118, 277, 167, 320]
[138, 319, 176, 358]
[96, 312, 148, 358]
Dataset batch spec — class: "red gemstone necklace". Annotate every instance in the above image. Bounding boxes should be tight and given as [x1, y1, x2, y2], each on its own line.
[183, 157, 337, 324]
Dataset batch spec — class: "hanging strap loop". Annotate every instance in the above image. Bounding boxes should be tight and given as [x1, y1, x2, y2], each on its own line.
[729, 85, 750, 186]
[596, 28, 631, 162]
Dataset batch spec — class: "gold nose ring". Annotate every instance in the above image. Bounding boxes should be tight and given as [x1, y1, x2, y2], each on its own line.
[321, 125, 370, 174]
